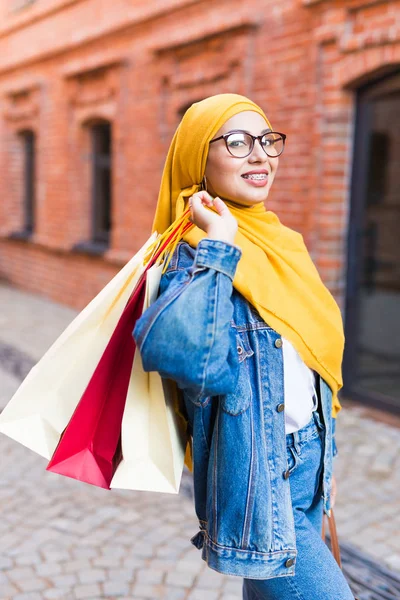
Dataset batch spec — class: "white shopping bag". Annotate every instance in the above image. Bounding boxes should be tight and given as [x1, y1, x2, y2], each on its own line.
[0, 233, 158, 460]
[111, 262, 186, 493]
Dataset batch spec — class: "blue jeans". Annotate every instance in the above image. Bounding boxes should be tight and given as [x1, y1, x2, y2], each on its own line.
[242, 410, 354, 600]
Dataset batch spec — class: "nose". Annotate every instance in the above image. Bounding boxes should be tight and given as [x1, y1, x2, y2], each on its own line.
[248, 139, 269, 162]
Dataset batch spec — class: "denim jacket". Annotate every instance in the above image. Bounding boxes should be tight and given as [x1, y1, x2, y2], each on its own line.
[133, 238, 338, 579]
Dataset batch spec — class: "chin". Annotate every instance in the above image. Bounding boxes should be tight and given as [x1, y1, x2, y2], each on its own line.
[240, 191, 269, 205]
[239, 185, 270, 202]
[218, 186, 269, 207]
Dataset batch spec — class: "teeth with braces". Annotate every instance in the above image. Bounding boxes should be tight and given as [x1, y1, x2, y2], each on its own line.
[243, 174, 268, 179]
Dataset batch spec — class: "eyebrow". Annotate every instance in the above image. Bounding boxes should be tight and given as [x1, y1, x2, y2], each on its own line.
[227, 128, 272, 135]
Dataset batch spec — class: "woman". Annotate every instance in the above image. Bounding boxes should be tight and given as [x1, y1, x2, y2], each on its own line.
[133, 94, 353, 599]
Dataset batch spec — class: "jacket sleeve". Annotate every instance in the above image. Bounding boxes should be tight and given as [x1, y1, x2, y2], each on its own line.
[332, 416, 338, 459]
[132, 238, 242, 406]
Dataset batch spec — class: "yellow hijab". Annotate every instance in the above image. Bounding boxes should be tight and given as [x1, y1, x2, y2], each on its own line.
[153, 93, 344, 421]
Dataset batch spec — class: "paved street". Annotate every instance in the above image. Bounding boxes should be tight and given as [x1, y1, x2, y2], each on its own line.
[0, 282, 400, 599]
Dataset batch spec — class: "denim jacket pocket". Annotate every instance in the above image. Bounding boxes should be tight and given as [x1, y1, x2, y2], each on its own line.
[220, 331, 254, 416]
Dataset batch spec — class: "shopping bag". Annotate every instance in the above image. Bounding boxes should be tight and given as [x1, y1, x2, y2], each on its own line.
[0, 232, 158, 460]
[110, 262, 186, 493]
[46, 271, 149, 489]
[45, 210, 193, 489]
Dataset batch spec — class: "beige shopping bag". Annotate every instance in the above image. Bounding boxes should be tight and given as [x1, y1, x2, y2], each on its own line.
[0, 233, 158, 459]
[110, 261, 186, 493]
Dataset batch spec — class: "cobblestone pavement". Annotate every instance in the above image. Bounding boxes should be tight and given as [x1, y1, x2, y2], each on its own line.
[1, 282, 400, 599]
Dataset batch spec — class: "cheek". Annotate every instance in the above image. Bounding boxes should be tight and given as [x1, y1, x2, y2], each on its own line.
[206, 157, 241, 189]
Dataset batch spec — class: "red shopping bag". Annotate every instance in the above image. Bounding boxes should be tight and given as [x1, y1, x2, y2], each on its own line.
[46, 274, 148, 489]
[46, 211, 193, 489]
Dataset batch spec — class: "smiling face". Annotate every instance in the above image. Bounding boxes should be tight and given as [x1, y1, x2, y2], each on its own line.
[204, 111, 279, 208]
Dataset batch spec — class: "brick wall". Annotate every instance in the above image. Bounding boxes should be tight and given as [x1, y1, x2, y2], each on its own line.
[0, 0, 399, 309]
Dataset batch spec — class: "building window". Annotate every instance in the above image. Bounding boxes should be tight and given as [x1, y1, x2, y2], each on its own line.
[366, 131, 390, 207]
[19, 129, 36, 234]
[90, 122, 112, 247]
[178, 99, 204, 121]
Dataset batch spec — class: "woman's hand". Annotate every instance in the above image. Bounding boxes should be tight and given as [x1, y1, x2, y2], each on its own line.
[331, 474, 337, 508]
[188, 191, 238, 245]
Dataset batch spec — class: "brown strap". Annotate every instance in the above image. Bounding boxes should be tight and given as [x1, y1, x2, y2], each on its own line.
[321, 508, 342, 569]
[321, 510, 360, 599]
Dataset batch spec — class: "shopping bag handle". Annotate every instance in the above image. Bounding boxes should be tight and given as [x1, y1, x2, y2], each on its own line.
[146, 209, 193, 274]
[121, 209, 193, 311]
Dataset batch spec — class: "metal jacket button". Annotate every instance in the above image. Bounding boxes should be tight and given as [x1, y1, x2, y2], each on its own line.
[277, 403, 285, 412]
[274, 338, 283, 348]
[285, 558, 295, 568]
[283, 469, 290, 480]
[237, 346, 243, 355]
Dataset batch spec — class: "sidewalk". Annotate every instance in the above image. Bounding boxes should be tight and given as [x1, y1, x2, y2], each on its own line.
[0, 282, 399, 599]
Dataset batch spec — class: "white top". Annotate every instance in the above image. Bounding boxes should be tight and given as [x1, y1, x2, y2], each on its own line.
[282, 337, 318, 434]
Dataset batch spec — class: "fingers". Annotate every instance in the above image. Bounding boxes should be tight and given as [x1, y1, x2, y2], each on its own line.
[187, 190, 237, 239]
[189, 192, 228, 216]
[188, 192, 214, 223]
[189, 191, 214, 208]
[212, 196, 230, 216]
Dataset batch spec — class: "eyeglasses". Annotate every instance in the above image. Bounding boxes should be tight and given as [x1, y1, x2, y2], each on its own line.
[209, 130, 286, 158]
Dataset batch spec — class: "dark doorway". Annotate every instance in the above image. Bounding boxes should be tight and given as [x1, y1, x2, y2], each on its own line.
[344, 70, 400, 413]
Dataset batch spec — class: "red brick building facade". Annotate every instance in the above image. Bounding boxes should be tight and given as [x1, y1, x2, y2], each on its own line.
[0, 0, 399, 410]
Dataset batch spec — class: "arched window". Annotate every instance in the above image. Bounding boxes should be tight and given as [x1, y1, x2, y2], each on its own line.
[90, 121, 112, 246]
[177, 99, 204, 121]
[19, 129, 36, 234]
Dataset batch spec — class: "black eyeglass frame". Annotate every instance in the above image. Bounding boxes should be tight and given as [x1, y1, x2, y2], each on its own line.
[209, 129, 287, 158]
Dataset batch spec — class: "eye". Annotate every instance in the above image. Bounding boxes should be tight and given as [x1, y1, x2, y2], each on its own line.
[260, 133, 286, 157]
[261, 137, 274, 147]
[262, 134, 282, 146]
[226, 133, 250, 148]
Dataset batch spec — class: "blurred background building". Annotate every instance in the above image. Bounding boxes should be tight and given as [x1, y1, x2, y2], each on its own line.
[0, 0, 399, 415]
